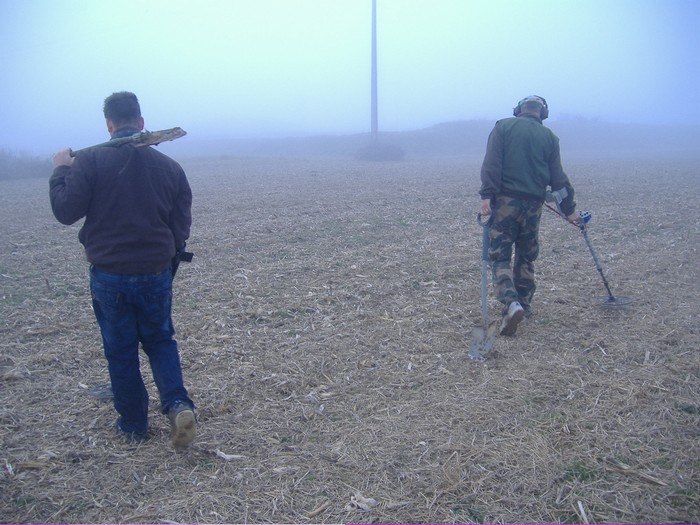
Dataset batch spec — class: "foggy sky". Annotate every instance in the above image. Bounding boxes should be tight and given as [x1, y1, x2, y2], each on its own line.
[1, 0, 698, 155]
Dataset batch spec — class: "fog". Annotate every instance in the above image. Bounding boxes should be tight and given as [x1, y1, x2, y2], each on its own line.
[1, 0, 698, 156]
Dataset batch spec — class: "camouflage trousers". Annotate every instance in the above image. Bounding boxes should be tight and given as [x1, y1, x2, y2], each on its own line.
[488, 195, 543, 309]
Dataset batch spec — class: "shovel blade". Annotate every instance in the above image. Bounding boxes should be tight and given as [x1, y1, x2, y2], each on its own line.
[468, 323, 498, 361]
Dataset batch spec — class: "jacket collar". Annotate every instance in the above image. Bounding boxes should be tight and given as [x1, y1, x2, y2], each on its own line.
[111, 127, 142, 139]
[518, 113, 543, 124]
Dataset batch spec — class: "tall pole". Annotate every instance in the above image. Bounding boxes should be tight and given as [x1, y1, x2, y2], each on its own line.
[371, 0, 378, 141]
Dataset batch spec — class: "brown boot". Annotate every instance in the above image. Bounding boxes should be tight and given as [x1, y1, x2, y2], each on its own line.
[167, 401, 196, 448]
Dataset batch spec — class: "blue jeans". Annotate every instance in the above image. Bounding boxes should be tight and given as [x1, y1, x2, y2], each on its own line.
[90, 266, 193, 434]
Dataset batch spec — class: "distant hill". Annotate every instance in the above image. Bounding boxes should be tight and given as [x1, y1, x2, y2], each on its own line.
[176, 119, 700, 160]
[0, 148, 52, 180]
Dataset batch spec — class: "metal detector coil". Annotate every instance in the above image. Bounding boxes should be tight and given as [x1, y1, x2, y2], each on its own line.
[597, 295, 633, 307]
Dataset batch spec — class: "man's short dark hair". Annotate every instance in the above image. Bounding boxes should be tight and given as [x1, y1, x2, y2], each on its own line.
[103, 91, 141, 126]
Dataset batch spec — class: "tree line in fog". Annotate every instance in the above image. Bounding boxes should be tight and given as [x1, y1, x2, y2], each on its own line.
[0, 149, 52, 181]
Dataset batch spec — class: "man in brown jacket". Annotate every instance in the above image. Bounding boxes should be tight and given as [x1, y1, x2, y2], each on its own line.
[50, 91, 196, 447]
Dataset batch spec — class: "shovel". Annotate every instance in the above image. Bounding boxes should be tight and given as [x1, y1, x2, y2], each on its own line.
[469, 213, 497, 360]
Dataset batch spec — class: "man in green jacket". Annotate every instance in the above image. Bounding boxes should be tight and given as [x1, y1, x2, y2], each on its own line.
[479, 95, 578, 336]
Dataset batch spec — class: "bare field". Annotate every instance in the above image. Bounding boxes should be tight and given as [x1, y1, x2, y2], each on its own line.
[1, 154, 699, 524]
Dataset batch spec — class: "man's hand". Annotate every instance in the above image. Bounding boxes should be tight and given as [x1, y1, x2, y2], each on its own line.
[480, 198, 491, 216]
[566, 212, 578, 223]
[52, 148, 74, 168]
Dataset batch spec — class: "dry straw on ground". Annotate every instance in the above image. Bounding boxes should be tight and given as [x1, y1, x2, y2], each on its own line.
[1, 154, 698, 524]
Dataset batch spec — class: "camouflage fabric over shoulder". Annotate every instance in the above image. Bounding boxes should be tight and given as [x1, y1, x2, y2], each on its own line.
[70, 127, 187, 156]
[134, 127, 187, 147]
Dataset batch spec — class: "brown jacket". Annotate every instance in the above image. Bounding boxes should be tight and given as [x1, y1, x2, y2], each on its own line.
[50, 141, 192, 274]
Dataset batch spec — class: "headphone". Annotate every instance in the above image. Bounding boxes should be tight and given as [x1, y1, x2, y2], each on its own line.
[513, 95, 549, 120]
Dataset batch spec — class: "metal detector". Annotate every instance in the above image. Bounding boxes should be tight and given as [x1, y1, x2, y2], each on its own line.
[545, 190, 633, 307]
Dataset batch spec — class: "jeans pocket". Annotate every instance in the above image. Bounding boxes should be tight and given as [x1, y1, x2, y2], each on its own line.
[91, 283, 138, 350]
[139, 290, 174, 342]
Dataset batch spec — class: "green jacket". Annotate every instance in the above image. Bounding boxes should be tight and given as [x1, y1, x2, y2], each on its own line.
[479, 114, 575, 215]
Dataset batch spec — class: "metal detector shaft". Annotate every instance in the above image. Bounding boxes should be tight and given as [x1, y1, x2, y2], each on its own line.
[580, 227, 615, 300]
[544, 201, 617, 302]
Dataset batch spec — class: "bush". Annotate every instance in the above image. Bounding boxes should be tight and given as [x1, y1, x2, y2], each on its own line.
[355, 141, 405, 161]
[0, 149, 52, 180]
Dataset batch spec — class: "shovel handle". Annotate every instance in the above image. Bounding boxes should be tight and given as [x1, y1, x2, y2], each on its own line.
[476, 213, 492, 324]
[477, 213, 492, 260]
[476, 212, 491, 227]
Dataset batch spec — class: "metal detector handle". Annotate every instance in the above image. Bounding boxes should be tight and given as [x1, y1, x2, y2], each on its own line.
[546, 189, 591, 227]
[545, 188, 568, 206]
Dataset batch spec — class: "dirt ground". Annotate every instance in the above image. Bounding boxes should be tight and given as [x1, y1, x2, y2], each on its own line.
[1, 153, 699, 524]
